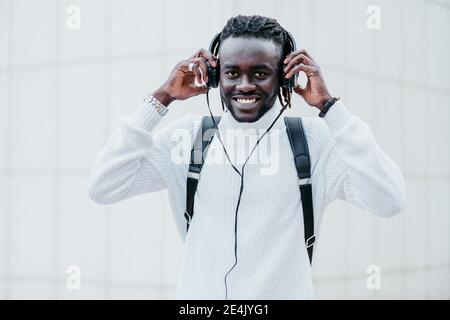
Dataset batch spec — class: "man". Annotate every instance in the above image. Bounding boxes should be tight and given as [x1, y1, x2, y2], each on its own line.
[87, 15, 406, 299]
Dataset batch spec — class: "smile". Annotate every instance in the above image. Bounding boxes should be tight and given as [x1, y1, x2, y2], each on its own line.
[236, 98, 257, 104]
[232, 97, 261, 104]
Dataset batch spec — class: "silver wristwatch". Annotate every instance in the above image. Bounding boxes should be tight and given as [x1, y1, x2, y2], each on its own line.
[143, 94, 169, 116]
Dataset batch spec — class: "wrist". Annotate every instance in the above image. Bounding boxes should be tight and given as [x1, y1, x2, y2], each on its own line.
[316, 94, 333, 112]
[318, 96, 340, 118]
[143, 93, 169, 116]
[152, 87, 175, 107]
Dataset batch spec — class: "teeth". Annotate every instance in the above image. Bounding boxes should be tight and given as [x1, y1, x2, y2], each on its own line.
[236, 98, 256, 104]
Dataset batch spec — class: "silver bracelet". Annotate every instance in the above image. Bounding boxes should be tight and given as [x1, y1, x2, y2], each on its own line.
[143, 94, 168, 116]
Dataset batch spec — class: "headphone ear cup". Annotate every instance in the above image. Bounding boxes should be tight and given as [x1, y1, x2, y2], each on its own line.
[279, 65, 296, 90]
[281, 31, 297, 90]
[288, 73, 297, 90]
[206, 60, 220, 88]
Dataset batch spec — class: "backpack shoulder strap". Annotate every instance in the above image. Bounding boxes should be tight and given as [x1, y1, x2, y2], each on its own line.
[284, 117, 315, 264]
[185, 116, 221, 232]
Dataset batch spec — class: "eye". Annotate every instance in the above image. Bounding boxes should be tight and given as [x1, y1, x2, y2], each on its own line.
[254, 71, 267, 78]
[225, 71, 238, 78]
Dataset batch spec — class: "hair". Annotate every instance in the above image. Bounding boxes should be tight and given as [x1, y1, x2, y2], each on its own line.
[218, 15, 294, 109]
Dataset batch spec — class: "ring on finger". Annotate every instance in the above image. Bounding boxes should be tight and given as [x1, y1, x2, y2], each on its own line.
[188, 62, 195, 72]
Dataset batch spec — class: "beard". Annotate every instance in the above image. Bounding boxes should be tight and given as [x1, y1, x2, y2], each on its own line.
[220, 90, 278, 123]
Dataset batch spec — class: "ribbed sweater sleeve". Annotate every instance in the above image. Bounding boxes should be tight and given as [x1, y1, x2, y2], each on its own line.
[86, 102, 188, 205]
[307, 101, 406, 217]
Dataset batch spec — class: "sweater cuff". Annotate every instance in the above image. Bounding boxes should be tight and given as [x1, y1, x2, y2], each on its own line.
[129, 101, 164, 133]
[322, 101, 354, 134]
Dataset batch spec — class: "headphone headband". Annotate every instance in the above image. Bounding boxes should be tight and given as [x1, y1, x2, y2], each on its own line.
[209, 32, 221, 56]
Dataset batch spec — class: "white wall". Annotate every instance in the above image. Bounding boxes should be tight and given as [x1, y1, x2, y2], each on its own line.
[0, 0, 448, 299]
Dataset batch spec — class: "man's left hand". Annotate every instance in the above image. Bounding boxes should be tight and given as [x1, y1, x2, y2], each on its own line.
[283, 49, 332, 110]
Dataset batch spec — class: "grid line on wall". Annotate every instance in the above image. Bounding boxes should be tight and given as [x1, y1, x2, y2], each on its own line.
[424, 0, 432, 300]
[54, 0, 61, 299]
[4, 0, 13, 299]
[103, 0, 113, 300]
[399, 0, 407, 298]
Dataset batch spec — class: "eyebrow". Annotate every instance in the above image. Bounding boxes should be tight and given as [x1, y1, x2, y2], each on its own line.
[222, 63, 273, 70]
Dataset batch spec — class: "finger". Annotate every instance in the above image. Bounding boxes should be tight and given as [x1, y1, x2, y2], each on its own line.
[190, 57, 208, 85]
[186, 60, 202, 86]
[284, 49, 316, 65]
[191, 63, 203, 86]
[190, 50, 201, 59]
[194, 83, 208, 95]
[283, 53, 314, 75]
[283, 50, 299, 64]
[195, 58, 209, 85]
[293, 85, 306, 96]
[285, 63, 319, 79]
[196, 48, 217, 68]
[298, 49, 316, 63]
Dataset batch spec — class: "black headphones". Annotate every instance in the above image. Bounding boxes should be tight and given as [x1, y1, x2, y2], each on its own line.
[206, 31, 298, 90]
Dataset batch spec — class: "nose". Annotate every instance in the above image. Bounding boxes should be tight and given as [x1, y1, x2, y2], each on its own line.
[236, 75, 256, 92]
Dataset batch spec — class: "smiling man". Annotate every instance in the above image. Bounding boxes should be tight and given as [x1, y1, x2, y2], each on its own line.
[87, 15, 406, 300]
[219, 37, 280, 122]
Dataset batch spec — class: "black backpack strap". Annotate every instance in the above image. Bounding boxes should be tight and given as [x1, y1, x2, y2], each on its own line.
[185, 116, 221, 233]
[284, 117, 315, 264]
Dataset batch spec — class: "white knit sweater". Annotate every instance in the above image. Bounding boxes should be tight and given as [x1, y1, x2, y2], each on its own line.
[86, 99, 406, 300]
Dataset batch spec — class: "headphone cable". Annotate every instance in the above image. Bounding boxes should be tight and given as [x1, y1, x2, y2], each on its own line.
[205, 89, 287, 299]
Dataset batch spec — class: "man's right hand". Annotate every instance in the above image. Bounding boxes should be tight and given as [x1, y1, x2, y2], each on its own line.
[153, 49, 217, 107]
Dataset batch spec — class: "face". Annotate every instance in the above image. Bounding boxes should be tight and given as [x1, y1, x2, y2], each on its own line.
[219, 37, 281, 123]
